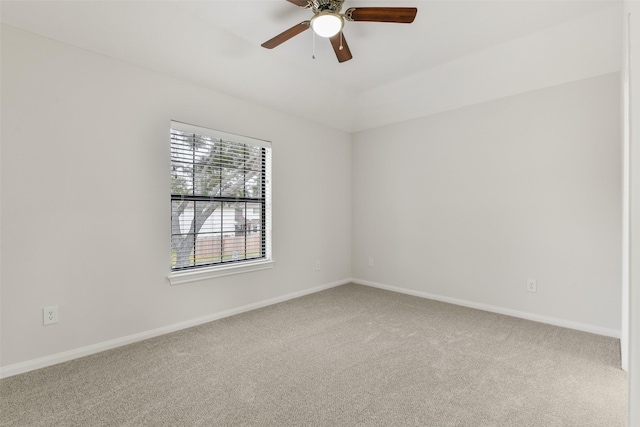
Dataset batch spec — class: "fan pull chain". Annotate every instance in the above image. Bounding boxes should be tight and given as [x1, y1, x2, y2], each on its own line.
[339, 31, 344, 50]
[312, 30, 316, 59]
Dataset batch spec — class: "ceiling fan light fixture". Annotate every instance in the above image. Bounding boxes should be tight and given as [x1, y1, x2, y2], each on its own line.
[311, 12, 343, 37]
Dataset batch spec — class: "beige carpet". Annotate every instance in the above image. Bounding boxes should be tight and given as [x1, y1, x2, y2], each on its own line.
[0, 283, 628, 426]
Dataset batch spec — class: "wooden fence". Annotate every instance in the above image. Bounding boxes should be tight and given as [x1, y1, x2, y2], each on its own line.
[194, 232, 261, 262]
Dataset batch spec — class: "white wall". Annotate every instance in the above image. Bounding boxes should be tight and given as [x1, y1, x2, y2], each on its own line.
[625, 0, 640, 424]
[0, 25, 352, 371]
[352, 73, 622, 335]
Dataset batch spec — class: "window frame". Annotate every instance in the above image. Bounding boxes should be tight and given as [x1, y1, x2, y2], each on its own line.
[167, 121, 273, 285]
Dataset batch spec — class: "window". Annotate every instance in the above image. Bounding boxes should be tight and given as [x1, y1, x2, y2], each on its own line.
[169, 121, 272, 283]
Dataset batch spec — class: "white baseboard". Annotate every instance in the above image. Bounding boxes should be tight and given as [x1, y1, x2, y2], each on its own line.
[352, 278, 621, 339]
[0, 278, 350, 379]
[2, 277, 619, 378]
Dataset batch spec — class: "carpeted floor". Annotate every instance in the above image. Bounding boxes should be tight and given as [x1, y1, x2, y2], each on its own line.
[0, 283, 628, 426]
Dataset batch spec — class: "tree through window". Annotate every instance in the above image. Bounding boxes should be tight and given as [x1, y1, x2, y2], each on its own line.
[170, 121, 271, 271]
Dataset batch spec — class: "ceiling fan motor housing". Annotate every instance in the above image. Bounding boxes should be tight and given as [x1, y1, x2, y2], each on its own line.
[310, 0, 344, 14]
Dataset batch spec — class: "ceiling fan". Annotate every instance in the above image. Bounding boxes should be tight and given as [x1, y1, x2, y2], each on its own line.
[261, 0, 418, 63]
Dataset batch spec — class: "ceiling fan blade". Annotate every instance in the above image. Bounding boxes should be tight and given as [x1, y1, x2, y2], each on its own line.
[345, 7, 417, 23]
[286, 0, 309, 6]
[329, 33, 352, 63]
[261, 21, 310, 49]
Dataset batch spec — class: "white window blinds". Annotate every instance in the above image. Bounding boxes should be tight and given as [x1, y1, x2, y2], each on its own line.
[170, 121, 271, 271]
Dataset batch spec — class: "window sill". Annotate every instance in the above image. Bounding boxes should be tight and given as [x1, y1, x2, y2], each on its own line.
[168, 260, 275, 285]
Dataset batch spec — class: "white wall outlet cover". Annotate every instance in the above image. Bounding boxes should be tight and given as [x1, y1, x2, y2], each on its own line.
[43, 305, 59, 325]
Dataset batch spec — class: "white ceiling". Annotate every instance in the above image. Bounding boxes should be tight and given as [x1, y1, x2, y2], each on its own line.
[0, 0, 622, 132]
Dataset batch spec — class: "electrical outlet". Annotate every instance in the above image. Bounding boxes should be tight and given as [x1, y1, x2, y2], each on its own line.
[527, 279, 537, 293]
[368, 257, 374, 267]
[43, 305, 59, 325]
[315, 261, 321, 271]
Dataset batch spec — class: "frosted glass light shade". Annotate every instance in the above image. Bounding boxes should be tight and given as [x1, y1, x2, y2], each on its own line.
[311, 13, 343, 38]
